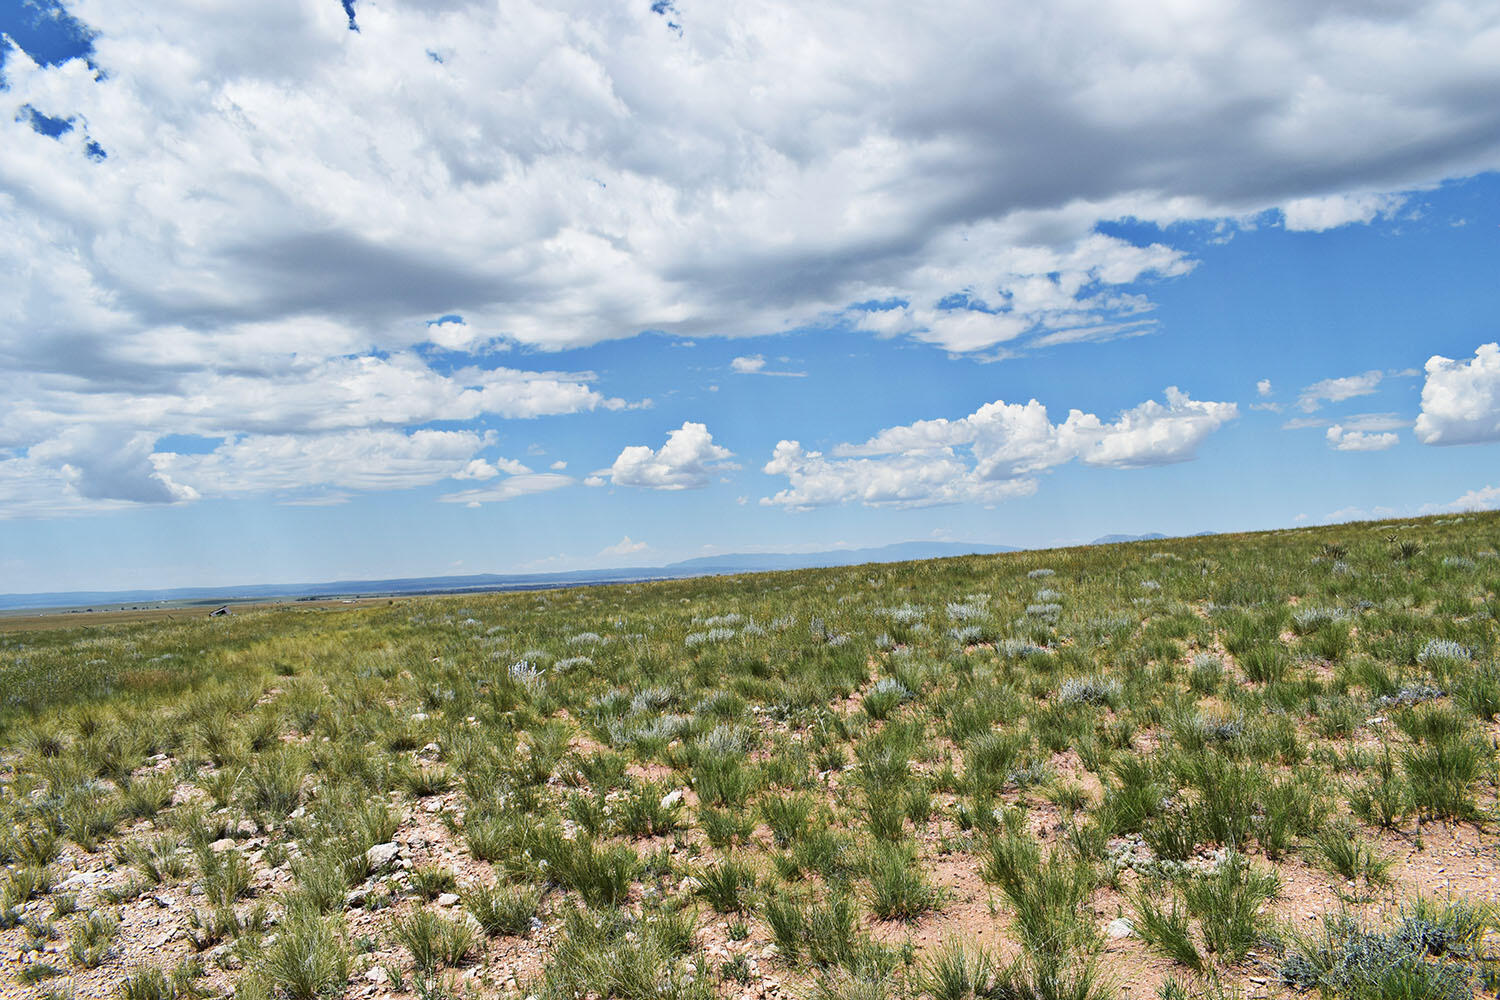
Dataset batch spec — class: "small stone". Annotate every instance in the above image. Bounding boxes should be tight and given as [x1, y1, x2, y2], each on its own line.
[60, 870, 102, 891]
[660, 789, 685, 809]
[436, 893, 460, 907]
[366, 966, 389, 984]
[424, 798, 443, 813]
[210, 838, 236, 853]
[366, 842, 402, 871]
[346, 888, 369, 908]
[289, 806, 307, 819]
[1105, 917, 1134, 939]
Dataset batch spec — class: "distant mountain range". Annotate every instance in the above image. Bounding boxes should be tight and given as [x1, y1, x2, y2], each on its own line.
[1090, 532, 1168, 544]
[661, 540, 1017, 573]
[1, 534, 1226, 613]
[0, 540, 1019, 612]
[1090, 531, 1216, 544]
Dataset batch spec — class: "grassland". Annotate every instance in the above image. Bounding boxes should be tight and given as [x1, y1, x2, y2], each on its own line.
[2, 512, 1499, 1000]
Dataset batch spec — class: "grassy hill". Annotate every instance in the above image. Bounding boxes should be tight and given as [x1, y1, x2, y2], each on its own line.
[1, 512, 1498, 1000]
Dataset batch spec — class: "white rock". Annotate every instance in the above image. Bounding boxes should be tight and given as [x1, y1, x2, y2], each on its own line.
[366, 966, 389, 984]
[436, 893, 460, 907]
[1105, 917, 1134, 939]
[60, 870, 102, 890]
[660, 789, 684, 809]
[365, 842, 402, 871]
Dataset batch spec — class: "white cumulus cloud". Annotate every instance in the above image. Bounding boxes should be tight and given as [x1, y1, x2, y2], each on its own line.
[762, 387, 1236, 510]
[1325, 425, 1399, 451]
[1415, 343, 1500, 445]
[603, 422, 737, 490]
[1297, 370, 1383, 412]
[599, 536, 649, 557]
[1281, 193, 1407, 232]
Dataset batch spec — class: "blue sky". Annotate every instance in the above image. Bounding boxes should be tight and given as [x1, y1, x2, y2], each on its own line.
[2, 1, 1500, 592]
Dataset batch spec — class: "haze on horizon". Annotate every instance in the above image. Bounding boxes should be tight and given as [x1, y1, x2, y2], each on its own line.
[2, 0, 1499, 593]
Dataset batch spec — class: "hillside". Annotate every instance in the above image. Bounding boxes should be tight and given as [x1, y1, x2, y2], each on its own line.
[1, 512, 1498, 1000]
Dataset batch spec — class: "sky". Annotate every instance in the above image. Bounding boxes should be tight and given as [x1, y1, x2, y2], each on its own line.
[2, 0, 1499, 594]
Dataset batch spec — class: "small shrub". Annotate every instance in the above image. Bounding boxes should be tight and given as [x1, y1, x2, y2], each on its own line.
[1133, 892, 1202, 971]
[242, 747, 307, 820]
[1310, 825, 1393, 893]
[759, 794, 814, 848]
[1416, 639, 1471, 666]
[1280, 909, 1483, 1000]
[693, 858, 756, 913]
[253, 908, 351, 999]
[464, 883, 542, 937]
[394, 909, 478, 973]
[1403, 735, 1486, 820]
[1057, 677, 1121, 708]
[920, 938, 996, 1000]
[409, 863, 460, 901]
[1183, 851, 1281, 963]
[867, 843, 941, 921]
[69, 910, 120, 968]
[982, 827, 1097, 957]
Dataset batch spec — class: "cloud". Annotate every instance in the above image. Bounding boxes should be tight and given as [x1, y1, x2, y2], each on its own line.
[1, 425, 567, 516]
[730, 353, 807, 377]
[28, 426, 198, 505]
[1297, 370, 1383, 412]
[1326, 425, 1399, 451]
[1256, 379, 1273, 398]
[1427, 484, 1500, 513]
[1281, 193, 1407, 232]
[6, 1, 1500, 515]
[438, 473, 574, 507]
[599, 535, 648, 557]
[0, 348, 620, 514]
[762, 441, 1040, 510]
[602, 422, 737, 490]
[847, 234, 1192, 353]
[154, 429, 505, 497]
[1285, 412, 1409, 433]
[1415, 343, 1500, 445]
[762, 387, 1236, 510]
[4, 1, 1499, 373]
[454, 457, 532, 481]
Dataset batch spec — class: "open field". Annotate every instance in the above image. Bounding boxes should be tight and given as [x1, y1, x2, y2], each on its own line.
[0, 599, 398, 634]
[2, 513, 1499, 1000]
